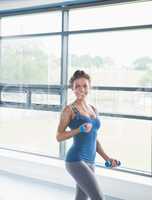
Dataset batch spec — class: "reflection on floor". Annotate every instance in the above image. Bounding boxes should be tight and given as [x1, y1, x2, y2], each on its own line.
[0, 170, 122, 200]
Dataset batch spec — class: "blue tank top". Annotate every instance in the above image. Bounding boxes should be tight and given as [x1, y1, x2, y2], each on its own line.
[65, 107, 101, 163]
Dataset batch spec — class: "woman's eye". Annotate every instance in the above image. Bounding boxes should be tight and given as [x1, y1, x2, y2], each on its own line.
[76, 85, 80, 89]
[75, 84, 88, 89]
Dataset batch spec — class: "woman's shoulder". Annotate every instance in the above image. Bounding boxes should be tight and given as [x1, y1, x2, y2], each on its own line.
[62, 104, 72, 114]
[62, 103, 76, 115]
[63, 103, 79, 120]
[60, 105, 73, 122]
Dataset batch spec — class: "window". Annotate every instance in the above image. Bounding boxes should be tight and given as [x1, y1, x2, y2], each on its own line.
[32, 94, 60, 105]
[0, 11, 62, 158]
[1, 92, 26, 103]
[67, 1, 152, 176]
[69, 1, 152, 30]
[1, 36, 61, 84]
[96, 117, 151, 173]
[69, 30, 152, 87]
[1, 11, 61, 36]
[0, 1, 151, 176]
[0, 108, 60, 157]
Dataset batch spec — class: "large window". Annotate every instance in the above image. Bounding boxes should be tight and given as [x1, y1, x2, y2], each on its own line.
[67, 1, 152, 176]
[0, 1, 151, 176]
[0, 11, 62, 158]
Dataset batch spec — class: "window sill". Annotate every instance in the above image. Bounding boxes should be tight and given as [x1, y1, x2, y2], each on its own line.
[0, 149, 151, 200]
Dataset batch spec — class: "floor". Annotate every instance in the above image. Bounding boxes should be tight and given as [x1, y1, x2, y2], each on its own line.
[0, 170, 122, 200]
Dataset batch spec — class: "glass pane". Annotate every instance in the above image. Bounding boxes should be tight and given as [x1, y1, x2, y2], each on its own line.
[0, 107, 60, 157]
[96, 116, 151, 174]
[0, 36, 61, 84]
[1, 11, 61, 36]
[68, 30, 152, 87]
[90, 90, 152, 117]
[1, 92, 26, 103]
[69, 1, 152, 30]
[32, 94, 60, 105]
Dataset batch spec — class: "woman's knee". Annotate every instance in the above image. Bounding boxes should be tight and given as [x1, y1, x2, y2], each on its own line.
[90, 190, 105, 200]
[75, 185, 88, 200]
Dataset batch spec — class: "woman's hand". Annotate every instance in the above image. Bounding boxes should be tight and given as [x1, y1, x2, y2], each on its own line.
[84, 123, 92, 132]
[79, 123, 92, 133]
[108, 158, 120, 168]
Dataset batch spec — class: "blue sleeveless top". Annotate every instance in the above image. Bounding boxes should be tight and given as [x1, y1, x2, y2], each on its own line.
[65, 109, 101, 163]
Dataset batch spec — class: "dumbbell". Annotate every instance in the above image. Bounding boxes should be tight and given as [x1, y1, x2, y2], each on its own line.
[105, 160, 121, 168]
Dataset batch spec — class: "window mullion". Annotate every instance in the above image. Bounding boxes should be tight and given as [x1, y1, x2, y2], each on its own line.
[59, 8, 69, 159]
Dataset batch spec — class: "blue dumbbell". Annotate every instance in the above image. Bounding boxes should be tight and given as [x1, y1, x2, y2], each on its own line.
[105, 160, 121, 168]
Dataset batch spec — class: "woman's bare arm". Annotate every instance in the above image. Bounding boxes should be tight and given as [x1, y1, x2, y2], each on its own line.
[96, 139, 110, 161]
[56, 105, 80, 142]
[96, 139, 119, 167]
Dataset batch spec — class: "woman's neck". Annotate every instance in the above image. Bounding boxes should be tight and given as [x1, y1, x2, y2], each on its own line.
[74, 99, 96, 118]
[75, 99, 87, 106]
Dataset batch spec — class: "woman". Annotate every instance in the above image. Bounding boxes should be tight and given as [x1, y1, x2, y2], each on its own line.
[56, 70, 119, 200]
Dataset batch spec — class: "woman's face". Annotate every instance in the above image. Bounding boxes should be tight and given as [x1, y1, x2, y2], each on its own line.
[72, 78, 91, 100]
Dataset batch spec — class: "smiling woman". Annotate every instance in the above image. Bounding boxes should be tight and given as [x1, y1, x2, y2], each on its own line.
[56, 70, 120, 200]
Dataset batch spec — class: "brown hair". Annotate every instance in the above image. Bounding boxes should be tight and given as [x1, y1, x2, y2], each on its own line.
[69, 70, 91, 88]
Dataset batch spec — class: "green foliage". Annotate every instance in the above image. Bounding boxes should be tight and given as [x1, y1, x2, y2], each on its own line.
[133, 57, 152, 70]
[133, 56, 152, 86]
[139, 69, 152, 86]
[0, 41, 48, 84]
[1, 43, 152, 87]
[70, 54, 103, 68]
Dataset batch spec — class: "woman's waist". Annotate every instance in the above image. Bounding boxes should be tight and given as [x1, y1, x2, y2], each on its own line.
[68, 143, 96, 152]
[66, 146, 96, 162]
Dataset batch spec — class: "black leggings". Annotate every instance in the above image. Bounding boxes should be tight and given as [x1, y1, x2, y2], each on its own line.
[65, 161, 105, 200]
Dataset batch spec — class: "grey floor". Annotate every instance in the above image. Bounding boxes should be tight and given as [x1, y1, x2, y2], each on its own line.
[0, 170, 122, 200]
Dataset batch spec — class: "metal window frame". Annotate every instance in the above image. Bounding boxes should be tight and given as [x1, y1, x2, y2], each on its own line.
[59, 8, 69, 159]
[0, 0, 151, 177]
[0, 16, 1, 102]
[0, 0, 145, 17]
[0, 84, 62, 111]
